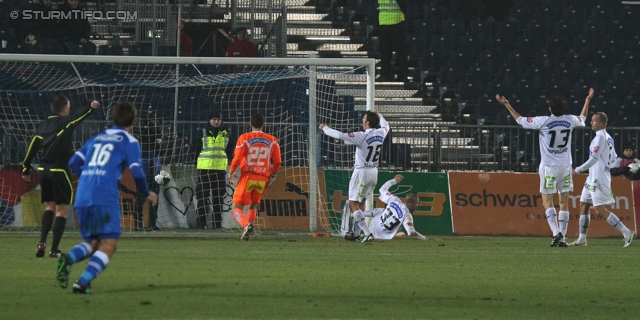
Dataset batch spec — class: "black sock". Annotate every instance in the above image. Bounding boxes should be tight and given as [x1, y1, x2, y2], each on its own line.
[50, 217, 67, 252]
[39, 210, 55, 244]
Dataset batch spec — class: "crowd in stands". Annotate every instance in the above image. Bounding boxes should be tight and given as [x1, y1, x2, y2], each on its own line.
[1, 0, 96, 54]
[0, 0, 257, 58]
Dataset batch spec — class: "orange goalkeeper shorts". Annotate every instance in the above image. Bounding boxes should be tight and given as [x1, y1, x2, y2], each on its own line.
[233, 174, 269, 206]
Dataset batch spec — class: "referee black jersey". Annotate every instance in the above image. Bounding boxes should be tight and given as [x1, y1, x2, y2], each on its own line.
[21, 105, 94, 175]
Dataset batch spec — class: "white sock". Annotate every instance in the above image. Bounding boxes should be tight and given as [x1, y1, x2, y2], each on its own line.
[545, 207, 559, 235]
[340, 201, 351, 236]
[607, 212, 631, 236]
[577, 215, 589, 242]
[558, 210, 569, 239]
[353, 210, 371, 235]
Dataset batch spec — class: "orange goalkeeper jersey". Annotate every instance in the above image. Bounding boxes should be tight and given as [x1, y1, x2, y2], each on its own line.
[230, 130, 281, 177]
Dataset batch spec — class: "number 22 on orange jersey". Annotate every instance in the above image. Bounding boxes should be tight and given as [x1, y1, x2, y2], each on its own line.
[247, 146, 270, 167]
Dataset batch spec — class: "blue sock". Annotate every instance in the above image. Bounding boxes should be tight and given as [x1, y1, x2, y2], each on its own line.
[78, 250, 109, 286]
[67, 242, 92, 264]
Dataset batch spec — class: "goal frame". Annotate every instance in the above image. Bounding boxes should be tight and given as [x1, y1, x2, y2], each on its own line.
[0, 54, 376, 232]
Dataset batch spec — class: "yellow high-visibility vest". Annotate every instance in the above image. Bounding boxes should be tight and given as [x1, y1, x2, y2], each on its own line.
[197, 128, 229, 170]
[378, 0, 404, 26]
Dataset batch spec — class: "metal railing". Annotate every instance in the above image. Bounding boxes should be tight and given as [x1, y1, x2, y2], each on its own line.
[381, 123, 640, 172]
[4, 120, 639, 173]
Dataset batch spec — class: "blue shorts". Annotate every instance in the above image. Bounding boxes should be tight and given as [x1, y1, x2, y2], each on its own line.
[75, 205, 121, 242]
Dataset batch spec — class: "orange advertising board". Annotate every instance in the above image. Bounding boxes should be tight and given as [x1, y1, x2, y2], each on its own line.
[449, 171, 636, 237]
[255, 167, 329, 231]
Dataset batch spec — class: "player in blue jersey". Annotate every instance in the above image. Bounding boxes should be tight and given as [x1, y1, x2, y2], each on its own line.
[56, 101, 158, 294]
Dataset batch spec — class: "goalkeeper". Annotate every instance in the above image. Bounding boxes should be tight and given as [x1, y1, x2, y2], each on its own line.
[343, 175, 426, 241]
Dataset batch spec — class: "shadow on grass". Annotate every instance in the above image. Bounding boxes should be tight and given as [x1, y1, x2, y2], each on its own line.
[103, 282, 217, 293]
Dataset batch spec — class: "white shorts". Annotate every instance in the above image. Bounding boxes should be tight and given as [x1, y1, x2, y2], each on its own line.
[538, 165, 573, 194]
[580, 182, 614, 207]
[348, 168, 377, 202]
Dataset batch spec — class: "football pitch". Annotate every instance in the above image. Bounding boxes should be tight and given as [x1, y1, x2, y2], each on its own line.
[0, 234, 638, 320]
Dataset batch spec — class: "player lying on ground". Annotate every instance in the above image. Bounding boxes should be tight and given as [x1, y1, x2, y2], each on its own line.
[343, 175, 426, 242]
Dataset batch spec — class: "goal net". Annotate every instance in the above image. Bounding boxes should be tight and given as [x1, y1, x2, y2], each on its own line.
[0, 54, 374, 236]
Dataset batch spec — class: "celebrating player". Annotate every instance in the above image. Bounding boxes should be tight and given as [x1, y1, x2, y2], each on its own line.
[343, 175, 426, 241]
[570, 112, 635, 247]
[57, 101, 158, 294]
[495, 89, 591, 247]
[228, 113, 281, 241]
[22, 96, 99, 258]
[319, 111, 389, 242]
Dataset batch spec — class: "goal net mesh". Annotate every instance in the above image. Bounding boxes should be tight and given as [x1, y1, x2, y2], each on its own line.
[0, 57, 371, 235]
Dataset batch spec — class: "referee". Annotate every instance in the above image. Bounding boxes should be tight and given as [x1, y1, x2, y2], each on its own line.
[21, 96, 99, 257]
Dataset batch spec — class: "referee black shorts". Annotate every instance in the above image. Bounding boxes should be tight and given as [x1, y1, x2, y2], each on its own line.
[38, 165, 73, 205]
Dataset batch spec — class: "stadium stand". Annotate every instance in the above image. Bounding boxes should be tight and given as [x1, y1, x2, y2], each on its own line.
[2, 0, 640, 172]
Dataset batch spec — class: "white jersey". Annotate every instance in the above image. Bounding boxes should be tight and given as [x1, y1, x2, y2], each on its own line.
[368, 179, 413, 240]
[322, 114, 389, 169]
[579, 129, 617, 185]
[516, 114, 585, 166]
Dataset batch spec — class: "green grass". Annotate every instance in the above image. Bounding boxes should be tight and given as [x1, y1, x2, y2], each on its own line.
[1, 234, 638, 320]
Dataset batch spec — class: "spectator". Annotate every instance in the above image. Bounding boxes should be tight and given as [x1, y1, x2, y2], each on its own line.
[177, 18, 193, 56]
[59, 0, 96, 54]
[23, 0, 61, 53]
[377, 0, 408, 82]
[610, 142, 640, 180]
[226, 27, 258, 72]
[226, 27, 258, 58]
[194, 111, 235, 229]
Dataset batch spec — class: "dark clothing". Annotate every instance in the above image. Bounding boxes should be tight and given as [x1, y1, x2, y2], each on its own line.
[134, 122, 162, 229]
[180, 31, 193, 56]
[23, 0, 62, 53]
[22, 105, 94, 176]
[378, 21, 408, 81]
[610, 150, 640, 180]
[194, 123, 235, 229]
[23, 1, 59, 40]
[59, 2, 92, 43]
[38, 164, 73, 204]
[195, 170, 226, 229]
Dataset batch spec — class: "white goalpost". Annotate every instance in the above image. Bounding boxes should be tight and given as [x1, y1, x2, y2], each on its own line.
[0, 54, 375, 235]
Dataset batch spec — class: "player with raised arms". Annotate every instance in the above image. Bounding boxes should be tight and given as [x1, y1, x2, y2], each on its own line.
[22, 96, 99, 258]
[319, 111, 389, 243]
[496, 89, 592, 247]
[56, 101, 157, 294]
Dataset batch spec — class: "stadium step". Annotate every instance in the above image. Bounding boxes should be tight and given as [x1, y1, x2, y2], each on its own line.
[339, 89, 419, 98]
[287, 43, 362, 51]
[280, 2, 442, 124]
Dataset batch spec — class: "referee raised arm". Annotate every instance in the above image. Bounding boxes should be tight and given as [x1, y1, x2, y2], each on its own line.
[21, 96, 99, 258]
